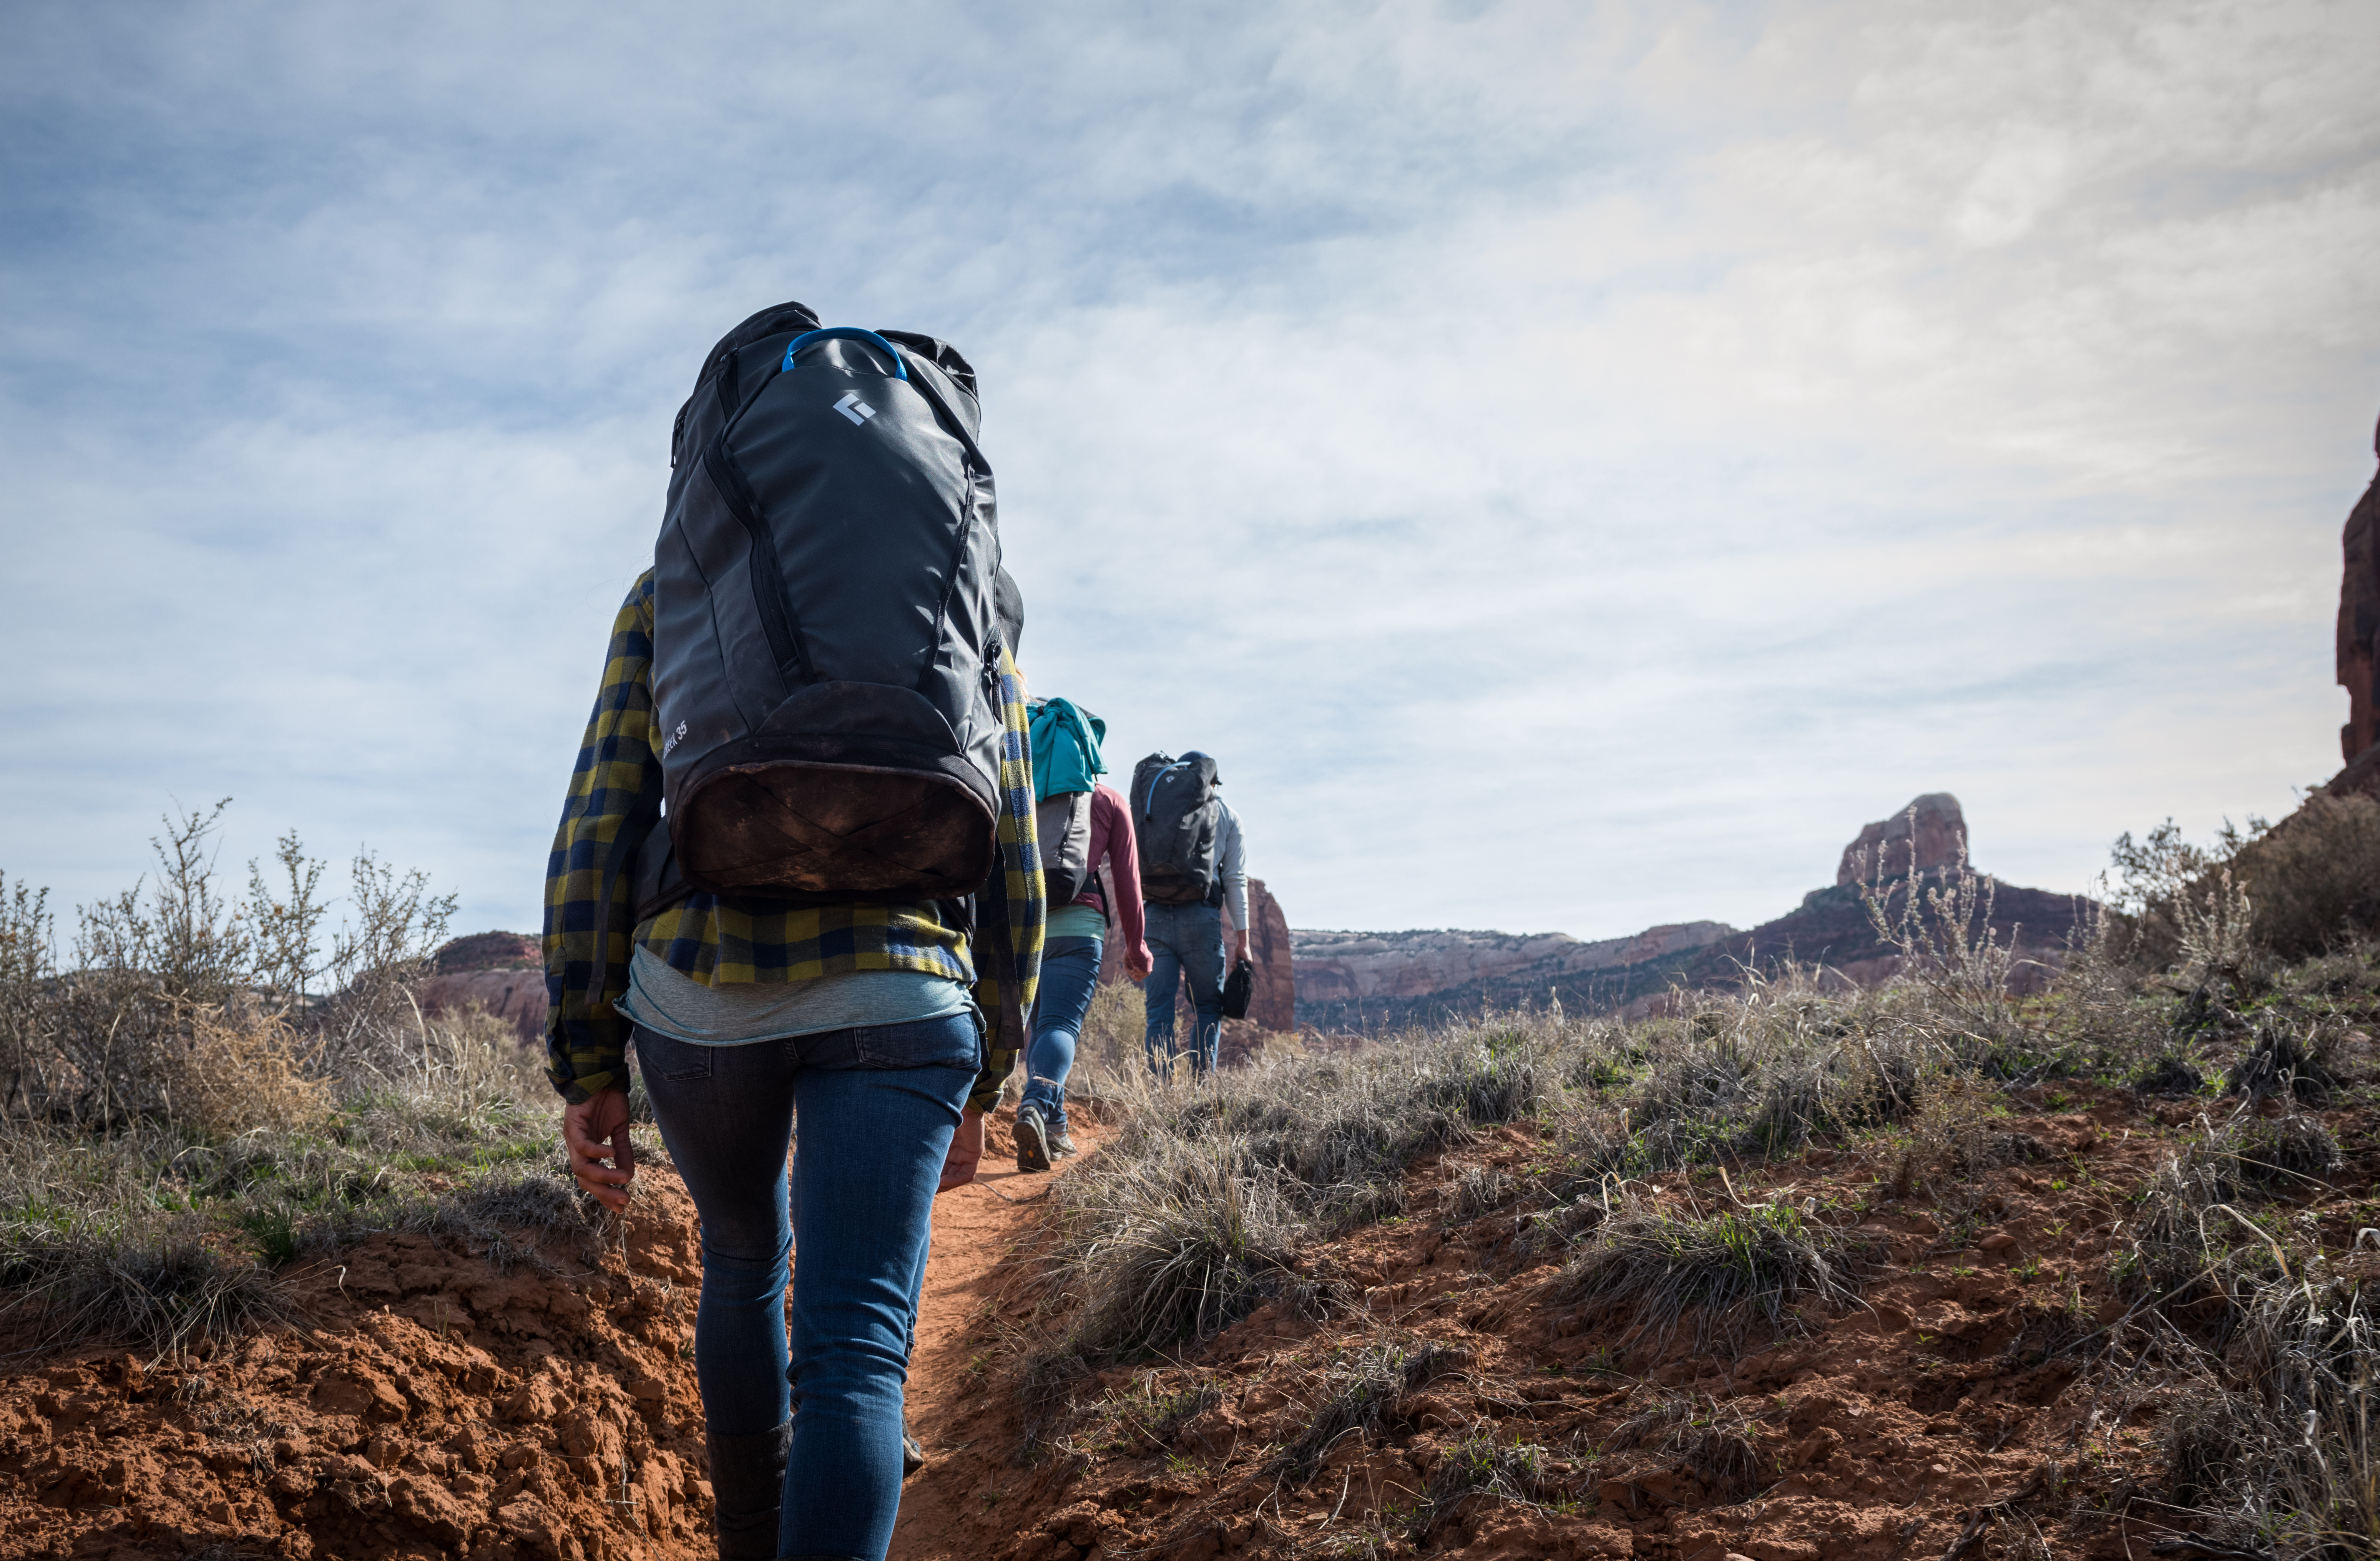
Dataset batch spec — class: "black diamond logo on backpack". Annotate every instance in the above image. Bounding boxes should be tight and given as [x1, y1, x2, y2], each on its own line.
[833, 390, 879, 426]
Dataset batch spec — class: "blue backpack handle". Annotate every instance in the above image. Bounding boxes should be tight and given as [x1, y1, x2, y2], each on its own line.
[781, 327, 909, 379]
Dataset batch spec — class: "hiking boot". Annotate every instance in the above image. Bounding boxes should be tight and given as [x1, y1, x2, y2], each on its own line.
[707, 1420, 789, 1559]
[903, 1424, 927, 1477]
[1048, 1124, 1078, 1158]
[1015, 1105, 1052, 1173]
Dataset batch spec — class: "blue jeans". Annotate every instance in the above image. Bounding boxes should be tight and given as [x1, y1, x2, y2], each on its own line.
[634, 1015, 979, 1561]
[1021, 936, 1102, 1132]
[1143, 901, 1224, 1080]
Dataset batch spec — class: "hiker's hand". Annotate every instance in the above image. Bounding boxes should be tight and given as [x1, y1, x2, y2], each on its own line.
[1125, 944, 1153, 981]
[938, 1107, 986, 1193]
[563, 1088, 636, 1212]
[1232, 931, 1251, 965]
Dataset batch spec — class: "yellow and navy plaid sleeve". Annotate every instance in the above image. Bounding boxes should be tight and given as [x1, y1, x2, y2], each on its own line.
[543, 572, 659, 1102]
[967, 650, 1045, 1113]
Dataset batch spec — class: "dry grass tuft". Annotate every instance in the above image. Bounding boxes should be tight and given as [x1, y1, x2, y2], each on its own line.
[1271, 1341, 1465, 1486]
[1608, 1390, 1768, 1502]
[1410, 1430, 1551, 1543]
[1557, 1194, 1862, 1352]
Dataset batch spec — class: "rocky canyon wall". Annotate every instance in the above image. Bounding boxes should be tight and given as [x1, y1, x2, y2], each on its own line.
[2333, 412, 2380, 800]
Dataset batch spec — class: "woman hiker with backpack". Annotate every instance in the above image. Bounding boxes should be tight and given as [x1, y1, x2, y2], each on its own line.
[545, 304, 1042, 1561]
[1014, 698, 1152, 1172]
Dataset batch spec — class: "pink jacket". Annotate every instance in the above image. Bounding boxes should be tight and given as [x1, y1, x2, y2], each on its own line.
[1075, 783, 1149, 963]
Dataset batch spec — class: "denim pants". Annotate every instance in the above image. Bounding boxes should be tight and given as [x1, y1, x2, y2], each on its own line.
[634, 1015, 979, 1561]
[1020, 936, 1103, 1132]
[1143, 900, 1224, 1079]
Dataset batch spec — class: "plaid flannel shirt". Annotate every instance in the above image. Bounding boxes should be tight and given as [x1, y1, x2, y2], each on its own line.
[543, 571, 1042, 1112]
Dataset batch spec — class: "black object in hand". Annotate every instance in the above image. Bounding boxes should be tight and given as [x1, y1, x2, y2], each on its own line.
[1221, 957, 1255, 1020]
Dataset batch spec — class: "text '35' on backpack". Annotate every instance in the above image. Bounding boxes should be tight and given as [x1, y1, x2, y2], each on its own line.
[1132, 751, 1221, 906]
[630, 304, 1021, 911]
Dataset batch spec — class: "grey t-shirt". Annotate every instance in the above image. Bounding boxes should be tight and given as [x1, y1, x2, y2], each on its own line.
[615, 944, 974, 1047]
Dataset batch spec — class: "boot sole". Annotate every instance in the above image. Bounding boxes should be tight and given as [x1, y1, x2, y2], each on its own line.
[1015, 1111, 1052, 1173]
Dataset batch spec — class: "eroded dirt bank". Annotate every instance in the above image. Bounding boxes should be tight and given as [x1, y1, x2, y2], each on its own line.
[0, 1111, 1086, 1561]
[0, 1169, 717, 1561]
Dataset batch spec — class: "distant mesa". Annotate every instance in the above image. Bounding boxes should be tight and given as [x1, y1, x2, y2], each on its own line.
[433, 930, 540, 974]
[1292, 791, 2089, 1032]
[1292, 922, 1735, 1008]
[420, 931, 546, 1043]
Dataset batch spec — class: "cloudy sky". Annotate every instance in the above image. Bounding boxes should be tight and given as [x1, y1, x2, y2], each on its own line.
[4, 0, 2375, 948]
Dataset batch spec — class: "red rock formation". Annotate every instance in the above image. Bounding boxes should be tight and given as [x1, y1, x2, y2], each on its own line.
[1835, 793, 1969, 886]
[1242, 878, 1294, 1033]
[2334, 412, 2380, 796]
[418, 932, 545, 1044]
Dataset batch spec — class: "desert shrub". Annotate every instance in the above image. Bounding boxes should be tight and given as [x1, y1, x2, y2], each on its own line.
[2219, 1113, 2343, 1189]
[2108, 795, 2380, 976]
[1556, 1194, 1861, 1350]
[162, 1010, 334, 1137]
[0, 809, 583, 1354]
[1035, 1136, 1309, 1370]
[2226, 1014, 2347, 1104]
[2131, 1051, 2208, 1097]
[2114, 1113, 2330, 1306]
[1445, 1164, 1511, 1224]
[0, 1224, 296, 1359]
[2232, 792, 2380, 962]
[0, 803, 454, 1130]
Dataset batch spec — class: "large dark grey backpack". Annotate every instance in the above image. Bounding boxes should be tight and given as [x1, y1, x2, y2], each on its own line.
[641, 302, 1016, 906]
[1133, 751, 1222, 906]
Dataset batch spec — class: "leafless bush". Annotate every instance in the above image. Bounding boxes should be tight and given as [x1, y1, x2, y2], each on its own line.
[1858, 817, 2025, 1047]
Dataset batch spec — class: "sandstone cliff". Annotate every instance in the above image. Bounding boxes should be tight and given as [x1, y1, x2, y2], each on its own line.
[1836, 792, 1968, 886]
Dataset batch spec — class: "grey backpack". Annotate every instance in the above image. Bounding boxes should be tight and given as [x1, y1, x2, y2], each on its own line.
[636, 302, 1019, 909]
[1035, 791, 1094, 907]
